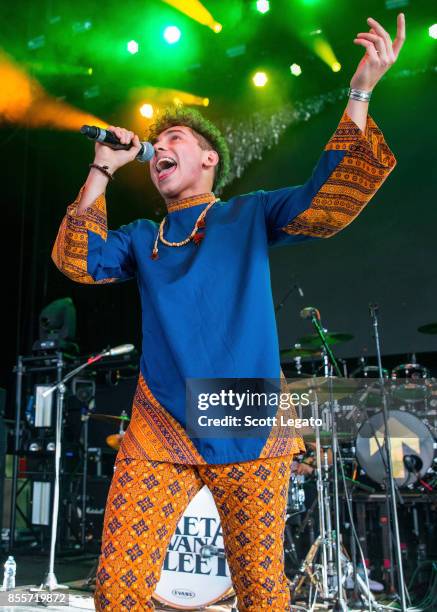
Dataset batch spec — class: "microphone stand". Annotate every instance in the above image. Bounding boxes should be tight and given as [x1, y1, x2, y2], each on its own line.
[33, 346, 131, 592]
[369, 305, 408, 611]
[307, 311, 342, 378]
[275, 276, 304, 314]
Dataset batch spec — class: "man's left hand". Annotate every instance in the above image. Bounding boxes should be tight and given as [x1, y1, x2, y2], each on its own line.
[350, 14, 406, 92]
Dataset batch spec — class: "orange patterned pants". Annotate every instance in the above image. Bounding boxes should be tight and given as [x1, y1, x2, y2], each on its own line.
[94, 456, 293, 611]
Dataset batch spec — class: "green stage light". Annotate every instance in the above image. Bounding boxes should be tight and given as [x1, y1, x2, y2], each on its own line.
[290, 63, 302, 76]
[253, 71, 268, 87]
[127, 40, 139, 54]
[163, 26, 182, 44]
[429, 24, 437, 39]
[256, 0, 270, 14]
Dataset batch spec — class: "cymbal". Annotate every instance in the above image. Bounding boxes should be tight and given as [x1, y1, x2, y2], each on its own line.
[280, 345, 322, 359]
[297, 332, 353, 348]
[418, 322, 437, 335]
[89, 413, 130, 423]
[106, 432, 125, 451]
[286, 376, 358, 401]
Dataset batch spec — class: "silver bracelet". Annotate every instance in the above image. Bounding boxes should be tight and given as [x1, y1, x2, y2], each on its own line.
[348, 87, 372, 102]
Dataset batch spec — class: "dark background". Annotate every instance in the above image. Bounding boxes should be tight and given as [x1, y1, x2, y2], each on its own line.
[2, 0, 437, 401]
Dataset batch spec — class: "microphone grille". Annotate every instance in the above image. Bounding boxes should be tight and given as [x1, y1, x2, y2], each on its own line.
[137, 141, 155, 163]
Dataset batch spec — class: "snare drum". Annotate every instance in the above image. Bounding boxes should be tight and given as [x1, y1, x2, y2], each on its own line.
[391, 363, 429, 403]
[153, 486, 233, 609]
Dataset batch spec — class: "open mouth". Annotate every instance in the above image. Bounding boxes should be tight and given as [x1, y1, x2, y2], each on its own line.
[155, 156, 178, 182]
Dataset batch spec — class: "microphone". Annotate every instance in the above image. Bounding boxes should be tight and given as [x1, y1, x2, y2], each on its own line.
[80, 125, 154, 163]
[101, 344, 135, 357]
[300, 306, 321, 321]
[294, 283, 304, 298]
[403, 454, 423, 474]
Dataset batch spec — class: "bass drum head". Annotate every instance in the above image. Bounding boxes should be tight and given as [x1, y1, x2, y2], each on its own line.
[153, 486, 233, 610]
[356, 410, 435, 488]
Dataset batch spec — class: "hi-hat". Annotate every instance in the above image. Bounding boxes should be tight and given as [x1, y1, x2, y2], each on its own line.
[418, 322, 437, 334]
[280, 345, 322, 359]
[297, 332, 353, 347]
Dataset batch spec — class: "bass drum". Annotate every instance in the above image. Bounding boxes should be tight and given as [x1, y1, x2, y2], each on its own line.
[356, 410, 435, 488]
[153, 486, 233, 610]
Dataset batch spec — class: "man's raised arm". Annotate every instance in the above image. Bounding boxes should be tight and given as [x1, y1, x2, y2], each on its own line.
[52, 126, 142, 284]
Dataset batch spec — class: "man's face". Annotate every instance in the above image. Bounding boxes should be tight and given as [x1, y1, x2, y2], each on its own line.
[149, 126, 215, 200]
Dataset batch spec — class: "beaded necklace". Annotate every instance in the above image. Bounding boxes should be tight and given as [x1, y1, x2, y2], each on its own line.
[151, 195, 218, 260]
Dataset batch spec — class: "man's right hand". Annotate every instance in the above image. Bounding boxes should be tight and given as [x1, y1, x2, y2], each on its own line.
[93, 126, 143, 173]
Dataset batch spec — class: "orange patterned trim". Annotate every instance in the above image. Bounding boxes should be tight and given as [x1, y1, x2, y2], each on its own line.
[166, 192, 216, 213]
[117, 374, 207, 464]
[51, 186, 115, 284]
[283, 112, 396, 238]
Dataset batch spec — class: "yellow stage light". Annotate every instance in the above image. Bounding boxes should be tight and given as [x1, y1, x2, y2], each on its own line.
[313, 38, 341, 73]
[203, 98, 209, 106]
[161, 0, 222, 33]
[140, 103, 154, 118]
[253, 71, 268, 87]
[0, 51, 106, 130]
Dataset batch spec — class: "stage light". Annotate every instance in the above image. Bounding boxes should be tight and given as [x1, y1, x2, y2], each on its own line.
[312, 38, 341, 73]
[140, 103, 154, 118]
[72, 21, 92, 33]
[87, 67, 93, 76]
[161, 0, 221, 33]
[127, 40, 139, 54]
[0, 50, 106, 130]
[429, 24, 437, 39]
[203, 98, 209, 106]
[256, 0, 270, 14]
[253, 71, 268, 87]
[163, 26, 181, 44]
[290, 63, 302, 76]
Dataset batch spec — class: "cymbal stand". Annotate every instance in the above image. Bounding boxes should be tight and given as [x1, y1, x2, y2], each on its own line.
[306, 310, 346, 609]
[369, 304, 408, 611]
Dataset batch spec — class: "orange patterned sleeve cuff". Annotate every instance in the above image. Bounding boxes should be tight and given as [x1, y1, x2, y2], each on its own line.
[283, 111, 396, 238]
[51, 187, 114, 284]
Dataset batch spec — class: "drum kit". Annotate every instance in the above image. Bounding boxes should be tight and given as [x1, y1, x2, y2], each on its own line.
[82, 319, 437, 611]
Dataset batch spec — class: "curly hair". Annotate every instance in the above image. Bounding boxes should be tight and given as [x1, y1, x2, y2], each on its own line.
[147, 107, 230, 193]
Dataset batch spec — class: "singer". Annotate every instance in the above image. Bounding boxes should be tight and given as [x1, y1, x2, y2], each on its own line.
[52, 15, 404, 612]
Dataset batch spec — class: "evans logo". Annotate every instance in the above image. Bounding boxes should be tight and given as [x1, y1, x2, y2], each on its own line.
[171, 588, 196, 599]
